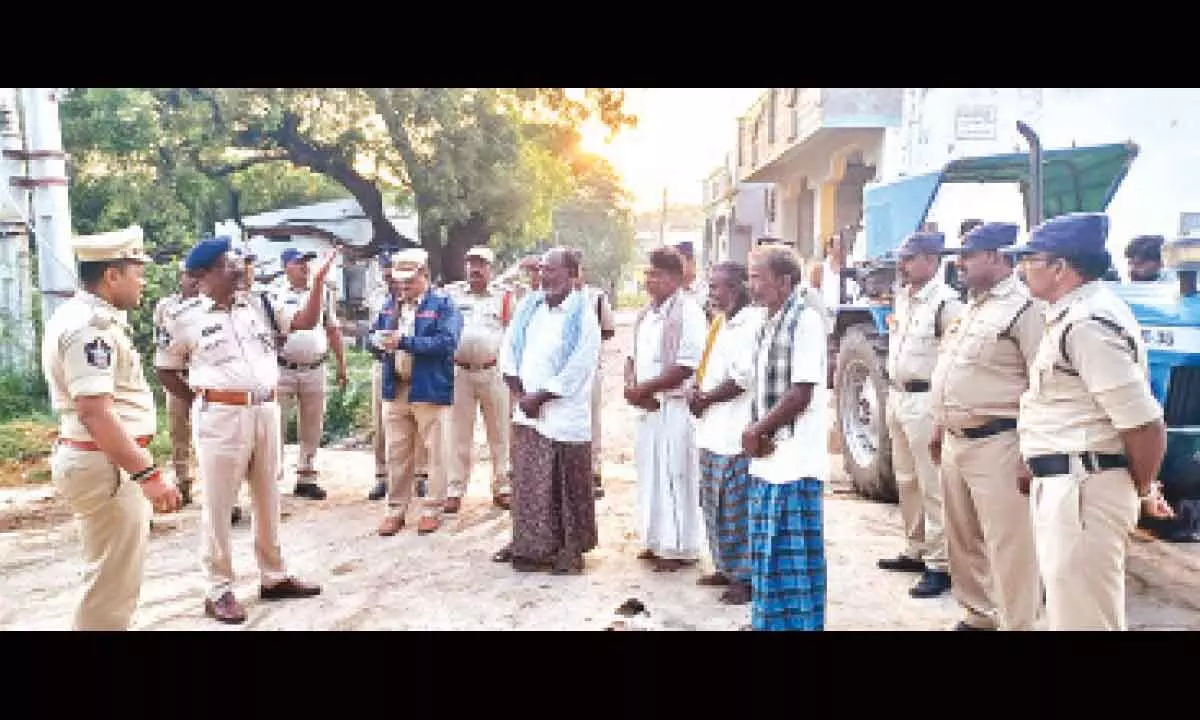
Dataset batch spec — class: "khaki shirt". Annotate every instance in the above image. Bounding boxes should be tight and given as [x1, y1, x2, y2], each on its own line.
[154, 294, 285, 391]
[272, 285, 337, 364]
[1018, 282, 1163, 457]
[449, 285, 510, 365]
[931, 275, 1044, 431]
[887, 279, 963, 386]
[42, 291, 157, 441]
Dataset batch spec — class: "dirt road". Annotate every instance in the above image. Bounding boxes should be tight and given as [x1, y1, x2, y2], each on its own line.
[2, 312, 1198, 630]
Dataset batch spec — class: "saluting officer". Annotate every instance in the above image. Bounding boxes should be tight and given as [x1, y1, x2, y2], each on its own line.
[42, 226, 182, 630]
[878, 230, 963, 599]
[273, 247, 349, 501]
[155, 236, 327, 624]
[1005, 213, 1169, 631]
[444, 245, 514, 512]
[153, 260, 200, 506]
[930, 222, 1043, 631]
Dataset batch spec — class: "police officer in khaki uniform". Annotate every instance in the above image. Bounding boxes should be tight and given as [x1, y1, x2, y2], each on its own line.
[156, 236, 326, 624]
[153, 260, 200, 506]
[272, 247, 349, 500]
[570, 249, 617, 497]
[1004, 213, 1169, 631]
[878, 230, 963, 598]
[445, 246, 514, 512]
[930, 222, 1043, 630]
[42, 226, 182, 630]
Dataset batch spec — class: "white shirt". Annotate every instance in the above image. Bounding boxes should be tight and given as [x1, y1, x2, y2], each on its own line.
[498, 292, 601, 443]
[631, 292, 708, 393]
[273, 285, 334, 364]
[695, 305, 766, 455]
[749, 303, 830, 484]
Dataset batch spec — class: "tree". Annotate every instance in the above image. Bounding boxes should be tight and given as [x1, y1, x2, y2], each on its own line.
[551, 154, 637, 296]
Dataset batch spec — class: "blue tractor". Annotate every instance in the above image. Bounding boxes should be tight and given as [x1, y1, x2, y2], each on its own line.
[832, 122, 1200, 541]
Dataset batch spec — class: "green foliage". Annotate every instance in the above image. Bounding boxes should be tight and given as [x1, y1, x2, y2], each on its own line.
[551, 155, 638, 293]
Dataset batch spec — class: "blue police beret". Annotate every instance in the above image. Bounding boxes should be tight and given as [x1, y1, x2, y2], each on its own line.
[897, 231, 946, 257]
[184, 236, 232, 273]
[953, 222, 1019, 253]
[1004, 212, 1109, 258]
[281, 248, 317, 266]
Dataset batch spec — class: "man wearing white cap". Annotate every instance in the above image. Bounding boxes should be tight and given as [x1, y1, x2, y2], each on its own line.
[153, 260, 201, 506]
[42, 226, 182, 630]
[444, 245, 514, 512]
[371, 247, 463, 536]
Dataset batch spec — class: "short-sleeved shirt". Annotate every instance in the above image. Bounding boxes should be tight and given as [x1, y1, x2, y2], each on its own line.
[749, 303, 829, 484]
[155, 294, 284, 391]
[629, 292, 708, 394]
[272, 285, 337, 364]
[1018, 281, 1163, 458]
[42, 291, 157, 440]
[448, 285, 509, 365]
[931, 275, 1044, 431]
[888, 279, 963, 386]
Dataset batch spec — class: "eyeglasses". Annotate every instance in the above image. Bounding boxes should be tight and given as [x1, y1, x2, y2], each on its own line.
[1017, 254, 1059, 269]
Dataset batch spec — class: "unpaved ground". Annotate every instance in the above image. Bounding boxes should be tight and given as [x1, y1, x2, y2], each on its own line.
[2, 312, 1198, 630]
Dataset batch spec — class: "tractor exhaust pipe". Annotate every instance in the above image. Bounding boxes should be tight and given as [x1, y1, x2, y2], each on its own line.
[1016, 121, 1044, 229]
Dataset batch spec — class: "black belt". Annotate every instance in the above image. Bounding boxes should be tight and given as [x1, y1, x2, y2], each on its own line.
[949, 418, 1017, 440]
[1026, 453, 1128, 478]
[896, 380, 930, 393]
[278, 356, 327, 371]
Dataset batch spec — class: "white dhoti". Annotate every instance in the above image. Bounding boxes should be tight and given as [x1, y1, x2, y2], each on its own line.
[635, 396, 703, 560]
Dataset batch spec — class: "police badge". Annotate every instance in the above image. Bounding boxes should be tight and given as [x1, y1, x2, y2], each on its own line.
[84, 337, 113, 370]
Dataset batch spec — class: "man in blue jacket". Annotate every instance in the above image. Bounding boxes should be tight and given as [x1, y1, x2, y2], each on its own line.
[371, 248, 463, 536]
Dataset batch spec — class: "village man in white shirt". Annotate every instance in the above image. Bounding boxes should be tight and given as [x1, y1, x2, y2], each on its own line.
[742, 243, 830, 631]
[688, 261, 765, 606]
[492, 247, 602, 574]
[625, 246, 708, 573]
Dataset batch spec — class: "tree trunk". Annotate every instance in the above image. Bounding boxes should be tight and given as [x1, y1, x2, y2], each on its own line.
[416, 194, 444, 281]
[442, 214, 489, 283]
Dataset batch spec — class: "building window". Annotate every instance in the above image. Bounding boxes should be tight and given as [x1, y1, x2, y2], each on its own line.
[787, 88, 799, 107]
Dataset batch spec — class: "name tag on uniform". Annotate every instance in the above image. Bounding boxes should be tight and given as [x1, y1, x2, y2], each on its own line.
[417, 310, 438, 319]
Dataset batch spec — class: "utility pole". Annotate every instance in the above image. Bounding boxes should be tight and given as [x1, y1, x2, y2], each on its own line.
[659, 186, 668, 245]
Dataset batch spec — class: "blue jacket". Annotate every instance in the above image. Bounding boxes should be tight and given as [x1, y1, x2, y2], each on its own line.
[371, 289, 462, 405]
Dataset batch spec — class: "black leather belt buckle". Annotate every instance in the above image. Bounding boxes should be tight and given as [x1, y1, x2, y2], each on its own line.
[902, 380, 930, 393]
[1027, 452, 1128, 477]
[961, 418, 1018, 440]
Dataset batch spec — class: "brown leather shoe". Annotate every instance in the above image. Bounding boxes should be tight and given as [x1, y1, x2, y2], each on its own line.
[492, 493, 511, 510]
[204, 592, 247, 624]
[417, 516, 441, 535]
[443, 497, 462, 514]
[697, 572, 730, 587]
[260, 577, 322, 601]
[377, 515, 405, 536]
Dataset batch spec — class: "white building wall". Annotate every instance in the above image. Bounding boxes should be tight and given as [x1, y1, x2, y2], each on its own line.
[877, 88, 1200, 254]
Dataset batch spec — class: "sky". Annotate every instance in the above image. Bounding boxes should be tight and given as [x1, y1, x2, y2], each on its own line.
[577, 88, 766, 212]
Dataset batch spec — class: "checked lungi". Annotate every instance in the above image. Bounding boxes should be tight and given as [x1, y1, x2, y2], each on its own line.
[749, 477, 826, 631]
[698, 449, 752, 585]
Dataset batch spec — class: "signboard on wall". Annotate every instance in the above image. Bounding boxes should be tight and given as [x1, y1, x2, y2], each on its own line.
[954, 104, 998, 141]
[1180, 212, 1200, 236]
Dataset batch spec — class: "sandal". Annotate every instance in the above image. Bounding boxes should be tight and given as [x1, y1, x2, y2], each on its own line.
[492, 546, 514, 563]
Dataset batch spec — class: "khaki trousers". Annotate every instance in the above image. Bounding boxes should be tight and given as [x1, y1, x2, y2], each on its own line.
[591, 360, 603, 477]
[278, 365, 326, 475]
[372, 362, 387, 476]
[1031, 464, 1139, 631]
[166, 391, 194, 494]
[384, 387, 448, 519]
[50, 446, 152, 631]
[942, 431, 1040, 630]
[193, 401, 289, 602]
[885, 390, 948, 572]
[447, 367, 510, 498]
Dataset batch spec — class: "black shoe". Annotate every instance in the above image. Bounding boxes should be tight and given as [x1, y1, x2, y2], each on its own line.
[294, 481, 327, 500]
[415, 474, 428, 498]
[368, 479, 387, 501]
[909, 570, 951, 598]
[877, 555, 926, 572]
[952, 620, 995, 631]
[179, 483, 193, 507]
[231, 506, 243, 525]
